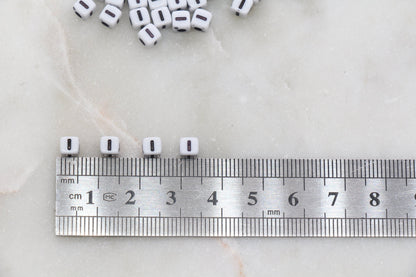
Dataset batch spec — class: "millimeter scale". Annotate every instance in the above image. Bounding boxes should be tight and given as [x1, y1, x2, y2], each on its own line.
[56, 157, 416, 237]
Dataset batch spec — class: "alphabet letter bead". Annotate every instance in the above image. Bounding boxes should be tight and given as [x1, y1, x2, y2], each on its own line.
[148, 0, 168, 10]
[187, 0, 207, 12]
[73, 0, 96, 20]
[138, 23, 162, 46]
[151, 7, 172, 29]
[172, 10, 191, 32]
[99, 5, 122, 28]
[60, 137, 80, 156]
[231, 0, 254, 16]
[191, 8, 212, 31]
[180, 137, 199, 156]
[105, 0, 124, 9]
[128, 0, 148, 9]
[167, 0, 187, 11]
[100, 136, 120, 155]
[130, 7, 151, 29]
[143, 137, 162, 156]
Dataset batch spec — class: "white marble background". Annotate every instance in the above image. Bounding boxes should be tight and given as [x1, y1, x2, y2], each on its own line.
[1, 0, 416, 276]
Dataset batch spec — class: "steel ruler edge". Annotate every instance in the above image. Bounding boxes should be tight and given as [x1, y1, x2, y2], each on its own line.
[56, 157, 416, 238]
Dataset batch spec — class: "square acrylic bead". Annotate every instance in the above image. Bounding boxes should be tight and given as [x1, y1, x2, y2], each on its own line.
[148, 0, 168, 10]
[100, 136, 120, 155]
[128, 0, 148, 9]
[180, 137, 199, 156]
[187, 0, 207, 12]
[151, 7, 172, 29]
[60, 137, 80, 156]
[172, 10, 191, 32]
[167, 0, 187, 11]
[191, 8, 212, 31]
[138, 23, 162, 46]
[73, 0, 96, 20]
[231, 0, 254, 16]
[143, 137, 162, 156]
[130, 7, 151, 29]
[105, 0, 124, 9]
[99, 5, 122, 28]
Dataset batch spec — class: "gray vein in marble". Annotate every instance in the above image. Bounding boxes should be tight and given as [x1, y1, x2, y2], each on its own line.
[39, 0, 139, 145]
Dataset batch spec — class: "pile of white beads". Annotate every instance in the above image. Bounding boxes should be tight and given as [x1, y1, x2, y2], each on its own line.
[73, 0, 261, 47]
[60, 136, 200, 157]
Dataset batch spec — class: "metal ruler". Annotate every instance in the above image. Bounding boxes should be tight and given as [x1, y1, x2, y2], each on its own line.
[56, 157, 416, 237]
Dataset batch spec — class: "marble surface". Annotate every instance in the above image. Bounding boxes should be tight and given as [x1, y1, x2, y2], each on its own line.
[2, 0, 416, 276]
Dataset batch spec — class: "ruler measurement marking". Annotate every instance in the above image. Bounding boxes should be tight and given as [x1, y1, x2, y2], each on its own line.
[201, 159, 204, 184]
[303, 177, 306, 191]
[77, 157, 80, 184]
[118, 158, 121, 184]
[405, 160, 408, 186]
[407, 213, 410, 236]
[56, 173, 416, 180]
[72, 160, 75, 178]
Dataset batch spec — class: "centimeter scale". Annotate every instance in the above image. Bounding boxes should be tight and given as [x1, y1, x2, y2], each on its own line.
[56, 157, 416, 237]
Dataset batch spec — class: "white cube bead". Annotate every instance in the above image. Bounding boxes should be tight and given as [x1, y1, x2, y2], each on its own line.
[100, 136, 120, 155]
[151, 7, 172, 29]
[100, 5, 122, 28]
[73, 0, 96, 20]
[130, 7, 151, 29]
[128, 0, 148, 9]
[60, 137, 80, 156]
[138, 23, 162, 46]
[191, 8, 212, 32]
[167, 0, 187, 11]
[172, 10, 191, 32]
[231, 0, 254, 16]
[187, 0, 207, 12]
[105, 0, 124, 9]
[148, 0, 167, 9]
[143, 137, 162, 156]
[180, 137, 199, 156]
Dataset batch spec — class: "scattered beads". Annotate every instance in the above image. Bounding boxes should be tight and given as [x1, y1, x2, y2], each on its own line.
[72, 0, 262, 47]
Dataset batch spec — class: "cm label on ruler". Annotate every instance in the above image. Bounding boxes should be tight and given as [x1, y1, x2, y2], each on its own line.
[56, 157, 416, 237]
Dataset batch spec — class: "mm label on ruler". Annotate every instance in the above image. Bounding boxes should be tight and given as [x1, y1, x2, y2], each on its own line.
[56, 158, 416, 238]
